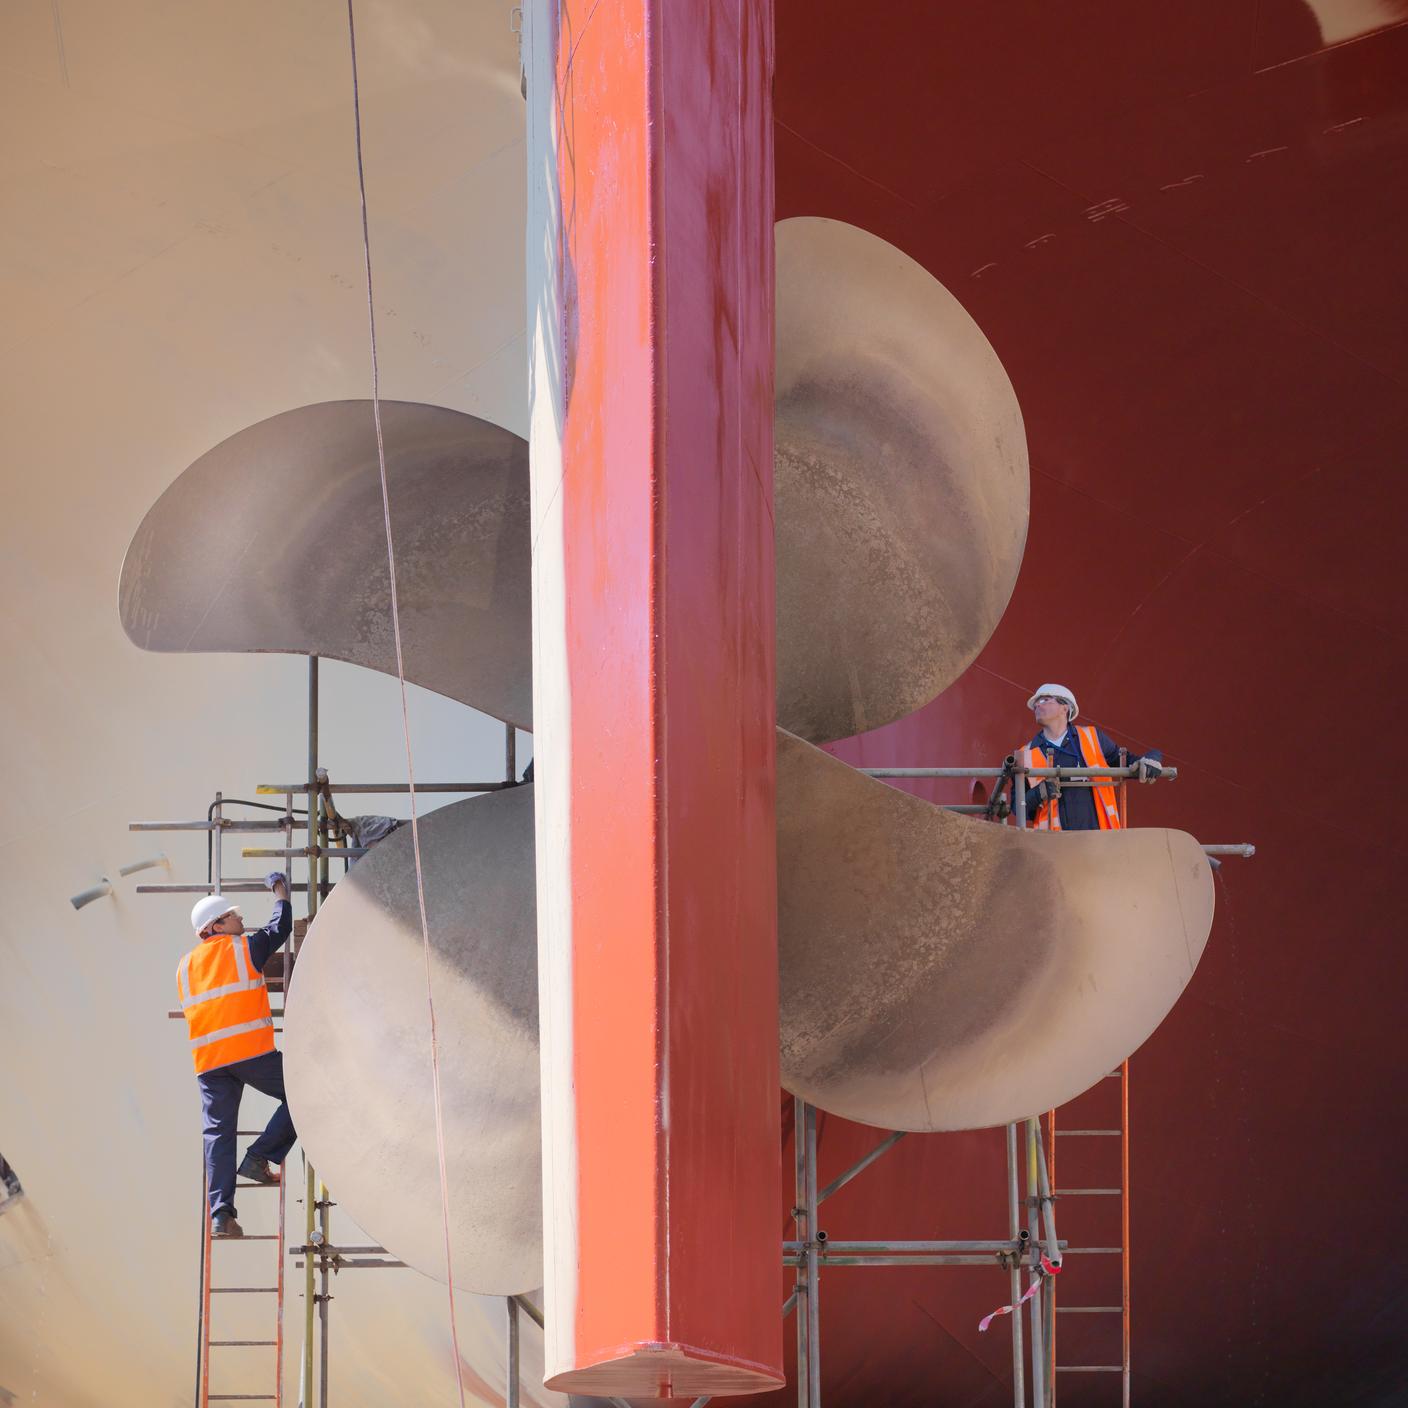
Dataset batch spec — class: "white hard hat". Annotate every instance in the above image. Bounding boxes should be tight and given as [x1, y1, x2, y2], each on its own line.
[190, 894, 241, 936]
[1025, 683, 1078, 720]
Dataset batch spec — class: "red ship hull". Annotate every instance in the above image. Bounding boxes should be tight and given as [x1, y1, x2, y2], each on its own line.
[748, 5, 1408, 1404]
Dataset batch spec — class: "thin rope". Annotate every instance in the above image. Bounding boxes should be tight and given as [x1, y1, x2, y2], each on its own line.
[342, 3, 467, 1401]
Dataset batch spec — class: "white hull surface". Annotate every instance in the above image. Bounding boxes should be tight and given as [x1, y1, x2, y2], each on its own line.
[0, 3, 552, 1402]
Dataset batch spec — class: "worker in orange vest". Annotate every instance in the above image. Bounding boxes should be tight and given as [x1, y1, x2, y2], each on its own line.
[1019, 683, 1163, 830]
[180, 873, 295, 1238]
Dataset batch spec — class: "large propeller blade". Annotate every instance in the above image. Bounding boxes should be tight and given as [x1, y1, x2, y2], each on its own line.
[776, 731, 1214, 1131]
[774, 217, 1028, 742]
[283, 785, 541, 1295]
[118, 399, 533, 727]
[285, 741, 1212, 1287]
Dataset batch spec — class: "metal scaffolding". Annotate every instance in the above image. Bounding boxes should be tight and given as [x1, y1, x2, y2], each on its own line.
[136, 656, 523, 1408]
[133, 663, 1251, 1407]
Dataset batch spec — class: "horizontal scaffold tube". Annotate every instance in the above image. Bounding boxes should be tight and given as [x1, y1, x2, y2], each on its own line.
[782, 1239, 1058, 1254]
[862, 765, 1179, 780]
[256, 781, 514, 795]
[139, 882, 312, 894]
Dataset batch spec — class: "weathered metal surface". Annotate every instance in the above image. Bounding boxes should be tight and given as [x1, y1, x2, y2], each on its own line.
[776, 731, 1215, 1132]
[118, 400, 533, 727]
[288, 730, 1212, 1308]
[774, 217, 1029, 744]
[118, 222, 1026, 758]
[283, 786, 542, 1295]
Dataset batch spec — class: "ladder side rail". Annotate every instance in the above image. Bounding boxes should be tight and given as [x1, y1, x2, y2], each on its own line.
[199, 1166, 213, 1408]
[1047, 1109, 1056, 1404]
[1122, 1060, 1131, 1408]
[276, 1165, 286, 1406]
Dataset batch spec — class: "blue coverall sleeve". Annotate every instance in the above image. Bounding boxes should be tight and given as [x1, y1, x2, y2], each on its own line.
[1096, 728, 1161, 769]
[245, 899, 293, 973]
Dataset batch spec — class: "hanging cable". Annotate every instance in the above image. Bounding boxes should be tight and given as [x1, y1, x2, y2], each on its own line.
[342, 3, 467, 1400]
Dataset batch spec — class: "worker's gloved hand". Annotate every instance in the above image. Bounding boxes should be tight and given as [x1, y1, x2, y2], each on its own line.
[264, 870, 289, 890]
[1134, 759, 1163, 784]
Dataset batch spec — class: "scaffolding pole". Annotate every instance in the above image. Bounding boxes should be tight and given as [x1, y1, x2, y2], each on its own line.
[1007, 1124, 1026, 1408]
[505, 1295, 520, 1408]
[130, 731, 1252, 1407]
[301, 655, 318, 1408]
[1026, 1119, 1047, 1408]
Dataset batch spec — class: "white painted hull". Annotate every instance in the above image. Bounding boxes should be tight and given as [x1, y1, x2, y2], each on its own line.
[0, 3, 553, 1401]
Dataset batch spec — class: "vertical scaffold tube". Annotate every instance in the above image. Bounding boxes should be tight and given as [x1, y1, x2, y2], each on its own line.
[318, 1178, 330, 1408]
[805, 1103, 821, 1408]
[1026, 1119, 1046, 1408]
[793, 1098, 808, 1408]
[506, 1296, 521, 1408]
[213, 793, 223, 892]
[301, 1159, 315, 1408]
[1006, 1124, 1025, 1408]
[301, 656, 319, 1408]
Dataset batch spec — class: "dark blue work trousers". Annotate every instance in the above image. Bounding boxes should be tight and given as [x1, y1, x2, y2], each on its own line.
[197, 1049, 297, 1218]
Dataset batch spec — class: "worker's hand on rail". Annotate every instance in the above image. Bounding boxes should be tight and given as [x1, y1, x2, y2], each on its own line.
[265, 870, 289, 893]
[1134, 759, 1162, 783]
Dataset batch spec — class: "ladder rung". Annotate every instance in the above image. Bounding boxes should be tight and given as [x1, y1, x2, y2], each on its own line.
[1055, 1129, 1120, 1136]
[210, 1340, 277, 1346]
[211, 1286, 279, 1294]
[1056, 1188, 1122, 1196]
[210, 1397, 278, 1401]
[1062, 1247, 1122, 1254]
[234, 1182, 282, 1190]
[1057, 1307, 1122, 1314]
[1056, 1366, 1123, 1373]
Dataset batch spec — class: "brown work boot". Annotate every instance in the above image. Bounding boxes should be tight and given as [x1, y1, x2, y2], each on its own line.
[237, 1155, 279, 1186]
[212, 1211, 243, 1238]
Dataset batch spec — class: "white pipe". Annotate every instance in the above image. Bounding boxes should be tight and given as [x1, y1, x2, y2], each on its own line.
[118, 853, 168, 877]
[70, 879, 113, 911]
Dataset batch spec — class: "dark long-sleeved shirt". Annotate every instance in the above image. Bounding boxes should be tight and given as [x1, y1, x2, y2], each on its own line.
[1020, 727, 1161, 831]
[243, 899, 293, 974]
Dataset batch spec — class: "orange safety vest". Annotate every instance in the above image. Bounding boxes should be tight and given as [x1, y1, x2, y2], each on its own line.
[1024, 725, 1122, 832]
[177, 932, 274, 1075]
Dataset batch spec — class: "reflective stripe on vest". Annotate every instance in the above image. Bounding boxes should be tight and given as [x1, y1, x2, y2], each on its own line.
[177, 932, 275, 1074]
[1026, 725, 1122, 832]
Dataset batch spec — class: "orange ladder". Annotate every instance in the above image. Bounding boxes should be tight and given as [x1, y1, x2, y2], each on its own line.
[1049, 1060, 1131, 1405]
[196, 1146, 288, 1406]
[182, 926, 299, 1406]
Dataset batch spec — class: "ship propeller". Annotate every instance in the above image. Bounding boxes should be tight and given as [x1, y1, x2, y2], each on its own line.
[122, 218, 1213, 1294]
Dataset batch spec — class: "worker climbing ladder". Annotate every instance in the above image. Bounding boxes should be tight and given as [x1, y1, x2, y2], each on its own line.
[196, 1153, 287, 1405]
[141, 658, 525, 1408]
[1050, 1060, 1132, 1405]
[191, 907, 302, 1407]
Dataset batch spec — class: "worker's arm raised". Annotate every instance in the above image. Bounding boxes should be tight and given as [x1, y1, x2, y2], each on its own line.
[245, 883, 294, 973]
